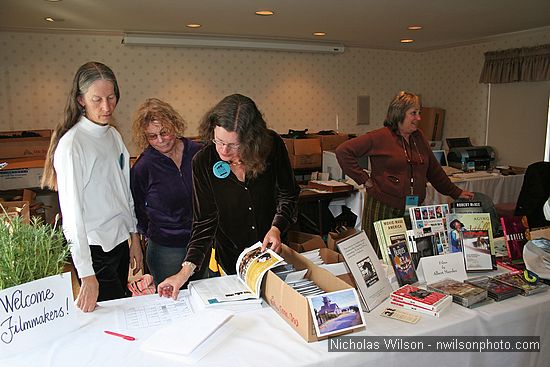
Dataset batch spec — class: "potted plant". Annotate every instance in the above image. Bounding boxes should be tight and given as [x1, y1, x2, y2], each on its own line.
[0, 203, 69, 290]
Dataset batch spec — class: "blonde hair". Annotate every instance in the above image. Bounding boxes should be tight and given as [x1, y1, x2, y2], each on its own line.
[132, 98, 187, 152]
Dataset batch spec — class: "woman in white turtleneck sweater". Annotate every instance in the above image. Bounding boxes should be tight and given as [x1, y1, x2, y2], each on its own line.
[42, 62, 143, 313]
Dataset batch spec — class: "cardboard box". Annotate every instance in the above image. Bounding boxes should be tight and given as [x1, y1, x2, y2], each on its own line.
[308, 133, 348, 151]
[283, 138, 322, 169]
[327, 227, 359, 252]
[262, 244, 360, 342]
[318, 247, 356, 287]
[418, 107, 445, 141]
[0, 130, 52, 159]
[0, 168, 44, 190]
[0, 200, 30, 223]
[1, 157, 46, 170]
[286, 231, 326, 253]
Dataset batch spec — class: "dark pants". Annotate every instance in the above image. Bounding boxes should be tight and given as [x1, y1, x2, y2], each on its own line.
[90, 241, 130, 301]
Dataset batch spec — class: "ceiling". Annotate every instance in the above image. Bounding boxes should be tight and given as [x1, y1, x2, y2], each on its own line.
[2, 0, 550, 51]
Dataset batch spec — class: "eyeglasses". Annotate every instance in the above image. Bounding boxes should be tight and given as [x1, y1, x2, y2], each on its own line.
[145, 129, 172, 141]
[212, 138, 240, 151]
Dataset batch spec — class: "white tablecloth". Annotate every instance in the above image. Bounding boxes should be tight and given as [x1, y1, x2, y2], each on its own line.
[425, 173, 524, 205]
[2, 282, 548, 367]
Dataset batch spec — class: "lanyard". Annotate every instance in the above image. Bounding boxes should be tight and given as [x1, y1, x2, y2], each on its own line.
[401, 136, 424, 195]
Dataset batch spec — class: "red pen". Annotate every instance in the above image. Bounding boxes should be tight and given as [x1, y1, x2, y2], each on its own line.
[104, 330, 136, 341]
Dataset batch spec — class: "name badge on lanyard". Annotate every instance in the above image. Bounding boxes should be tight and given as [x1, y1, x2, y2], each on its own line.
[405, 195, 419, 214]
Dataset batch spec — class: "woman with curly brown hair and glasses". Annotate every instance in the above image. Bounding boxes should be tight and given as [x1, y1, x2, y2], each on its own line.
[158, 94, 300, 299]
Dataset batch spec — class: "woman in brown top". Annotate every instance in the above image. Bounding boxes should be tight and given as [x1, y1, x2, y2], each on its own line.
[336, 91, 473, 255]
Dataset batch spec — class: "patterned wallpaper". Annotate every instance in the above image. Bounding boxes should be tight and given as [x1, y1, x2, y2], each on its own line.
[1, 29, 549, 156]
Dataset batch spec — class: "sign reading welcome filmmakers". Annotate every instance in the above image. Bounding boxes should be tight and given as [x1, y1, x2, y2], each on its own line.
[0, 273, 77, 358]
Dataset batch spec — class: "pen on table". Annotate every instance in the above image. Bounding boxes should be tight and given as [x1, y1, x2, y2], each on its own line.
[104, 330, 136, 341]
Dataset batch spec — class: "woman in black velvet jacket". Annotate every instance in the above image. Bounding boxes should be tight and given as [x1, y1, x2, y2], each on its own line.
[158, 94, 300, 299]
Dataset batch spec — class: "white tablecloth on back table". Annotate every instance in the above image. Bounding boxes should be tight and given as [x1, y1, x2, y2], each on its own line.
[425, 173, 524, 205]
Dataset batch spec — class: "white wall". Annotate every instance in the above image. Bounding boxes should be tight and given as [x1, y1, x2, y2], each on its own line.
[0, 31, 418, 155]
[1, 29, 550, 160]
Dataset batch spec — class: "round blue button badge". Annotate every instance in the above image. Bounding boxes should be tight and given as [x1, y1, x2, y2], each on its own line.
[213, 161, 231, 179]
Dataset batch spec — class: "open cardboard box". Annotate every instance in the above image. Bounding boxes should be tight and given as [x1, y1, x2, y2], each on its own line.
[307, 133, 348, 151]
[286, 231, 326, 253]
[327, 227, 359, 252]
[0, 200, 30, 223]
[283, 138, 322, 169]
[262, 244, 362, 343]
[318, 247, 356, 288]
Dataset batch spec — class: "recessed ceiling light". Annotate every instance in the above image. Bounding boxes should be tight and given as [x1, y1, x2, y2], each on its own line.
[407, 25, 423, 31]
[186, 23, 201, 29]
[45, 0, 62, 2]
[44, 17, 55, 22]
[313, 32, 326, 37]
[255, 10, 274, 16]
[400, 39, 414, 43]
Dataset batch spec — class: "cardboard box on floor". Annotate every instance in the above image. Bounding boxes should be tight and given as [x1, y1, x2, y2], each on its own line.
[262, 244, 362, 343]
[0, 200, 30, 223]
[286, 231, 326, 253]
[283, 138, 322, 169]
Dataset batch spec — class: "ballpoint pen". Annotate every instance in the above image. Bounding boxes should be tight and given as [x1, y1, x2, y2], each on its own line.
[104, 330, 136, 341]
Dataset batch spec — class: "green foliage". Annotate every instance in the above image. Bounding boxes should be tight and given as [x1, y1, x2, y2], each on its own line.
[0, 214, 69, 290]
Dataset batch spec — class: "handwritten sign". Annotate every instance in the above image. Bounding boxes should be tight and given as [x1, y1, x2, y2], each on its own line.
[416, 253, 467, 284]
[0, 272, 76, 358]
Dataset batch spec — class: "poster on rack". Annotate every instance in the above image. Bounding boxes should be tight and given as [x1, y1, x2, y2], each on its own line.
[0, 272, 77, 358]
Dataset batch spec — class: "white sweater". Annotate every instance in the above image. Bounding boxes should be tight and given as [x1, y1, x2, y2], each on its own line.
[54, 117, 137, 278]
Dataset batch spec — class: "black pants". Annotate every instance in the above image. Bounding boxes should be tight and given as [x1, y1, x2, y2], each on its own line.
[90, 241, 131, 301]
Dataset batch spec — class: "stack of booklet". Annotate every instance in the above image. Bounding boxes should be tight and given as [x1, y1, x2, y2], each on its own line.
[390, 285, 452, 317]
[188, 242, 283, 312]
[270, 263, 326, 297]
[427, 278, 488, 308]
[465, 276, 522, 301]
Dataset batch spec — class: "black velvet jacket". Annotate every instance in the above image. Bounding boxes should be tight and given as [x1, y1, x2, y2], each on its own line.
[184, 130, 300, 274]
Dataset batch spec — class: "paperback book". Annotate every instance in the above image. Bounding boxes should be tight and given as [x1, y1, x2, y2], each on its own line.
[409, 204, 450, 254]
[500, 216, 530, 264]
[446, 213, 496, 272]
[189, 242, 283, 306]
[465, 276, 521, 301]
[336, 231, 392, 312]
[491, 271, 549, 296]
[427, 278, 488, 308]
[390, 284, 452, 312]
[373, 217, 408, 266]
[389, 298, 445, 318]
[388, 241, 418, 286]
[451, 201, 483, 214]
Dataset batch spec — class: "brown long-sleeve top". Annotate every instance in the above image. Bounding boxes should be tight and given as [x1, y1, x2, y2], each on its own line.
[335, 127, 462, 210]
[184, 130, 300, 274]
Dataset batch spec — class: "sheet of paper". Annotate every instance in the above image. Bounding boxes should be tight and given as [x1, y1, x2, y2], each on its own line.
[117, 294, 193, 330]
[141, 309, 233, 356]
[418, 252, 467, 284]
[189, 275, 259, 305]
